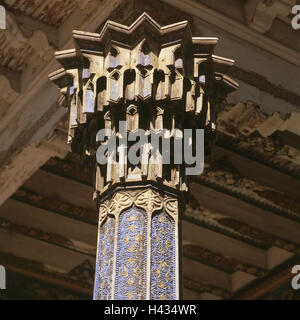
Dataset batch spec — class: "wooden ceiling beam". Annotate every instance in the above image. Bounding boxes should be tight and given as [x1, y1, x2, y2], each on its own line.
[23, 169, 96, 211]
[182, 220, 294, 270]
[0, 198, 97, 255]
[0, 228, 95, 274]
[183, 255, 257, 292]
[190, 181, 300, 245]
[212, 144, 300, 201]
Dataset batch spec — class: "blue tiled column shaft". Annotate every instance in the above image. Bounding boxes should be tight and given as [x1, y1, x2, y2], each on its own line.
[93, 188, 180, 300]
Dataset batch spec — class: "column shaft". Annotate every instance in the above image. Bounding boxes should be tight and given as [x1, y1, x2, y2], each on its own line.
[93, 188, 181, 300]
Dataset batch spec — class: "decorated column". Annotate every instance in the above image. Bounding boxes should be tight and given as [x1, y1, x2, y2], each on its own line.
[49, 13, 237, 300]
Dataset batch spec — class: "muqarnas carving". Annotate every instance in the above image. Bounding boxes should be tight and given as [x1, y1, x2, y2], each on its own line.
[49, 13, 238, 196]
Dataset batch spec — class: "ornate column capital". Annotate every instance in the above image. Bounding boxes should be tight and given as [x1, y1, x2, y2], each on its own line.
[49, 12, 238, 195]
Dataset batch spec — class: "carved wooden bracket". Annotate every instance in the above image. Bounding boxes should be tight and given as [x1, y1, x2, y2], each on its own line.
[244, 0, 296, 33]
[5, 12, 55, 61]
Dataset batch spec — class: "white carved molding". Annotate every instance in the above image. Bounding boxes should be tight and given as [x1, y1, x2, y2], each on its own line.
[244, 0, 296, 33]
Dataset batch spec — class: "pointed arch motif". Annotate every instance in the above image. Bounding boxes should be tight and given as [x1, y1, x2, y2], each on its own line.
[126, 104, 139, 131]
[96, 76, 107, 111]
[109, 71, 122, 102]
[108, 47, 120, 71]
[83, 81, 95, 113]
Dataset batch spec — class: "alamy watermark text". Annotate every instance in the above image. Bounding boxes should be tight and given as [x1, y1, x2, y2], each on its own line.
[96, 122, 204, 176]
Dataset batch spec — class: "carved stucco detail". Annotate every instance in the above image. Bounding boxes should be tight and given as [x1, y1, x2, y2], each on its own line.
[217, 102, 300, 174]
[99, 188, 180, 222]
[134, 189, 163, 215]
[99, 203, 109, 225]
[98, 191, 133, 224]
[108, 192, 133, 216]
[164, 197, 178, 219]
